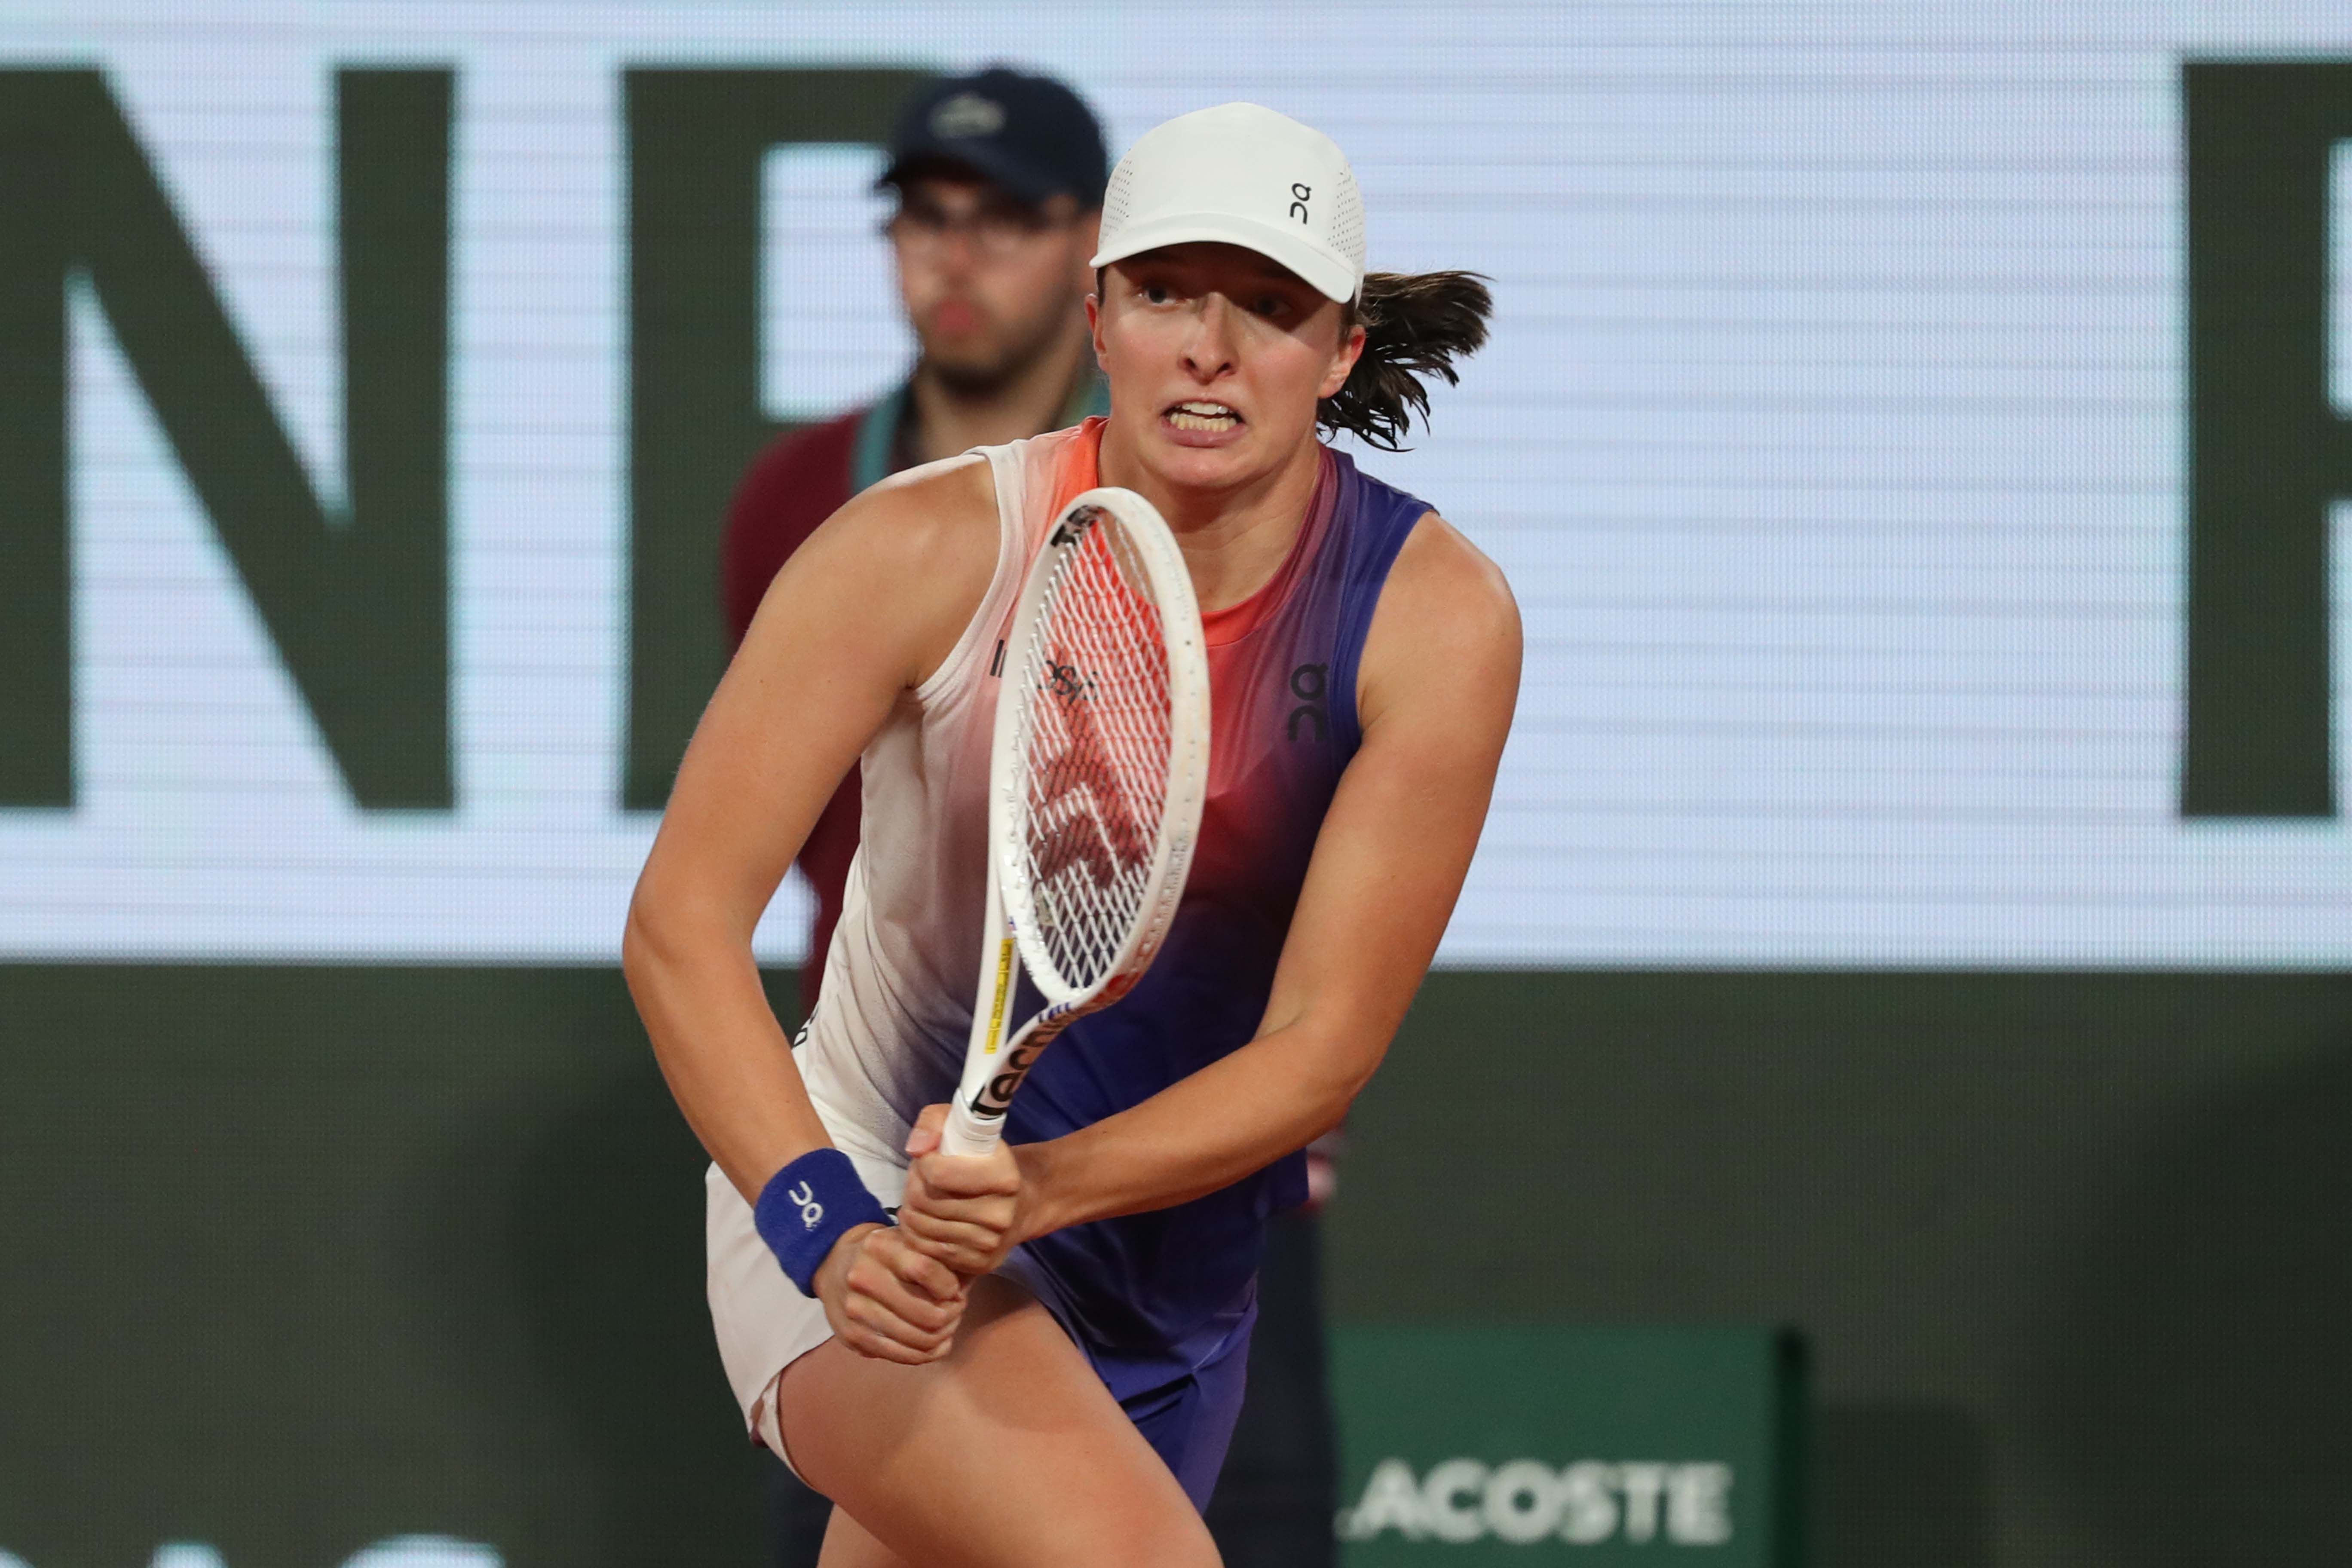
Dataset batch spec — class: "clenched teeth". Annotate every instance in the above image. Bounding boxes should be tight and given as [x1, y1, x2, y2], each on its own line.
[1167, 401, 1240, 431]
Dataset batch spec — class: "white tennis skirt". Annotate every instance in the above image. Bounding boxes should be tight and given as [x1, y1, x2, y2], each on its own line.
[704, 1100, 910, 1463]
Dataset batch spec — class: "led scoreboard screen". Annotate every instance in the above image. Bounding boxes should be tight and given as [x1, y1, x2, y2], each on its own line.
[4, 1, 2352, 967]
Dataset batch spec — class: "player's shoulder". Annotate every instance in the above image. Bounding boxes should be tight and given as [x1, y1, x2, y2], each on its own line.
[1384, 509, 1519, 650]
[739, 452, 1000, 687]
[1355, 506, 1522, 731]
[848, 450, 998, 537]
[814, 452, 1001, 600]
[1333, 455, 1512, 628]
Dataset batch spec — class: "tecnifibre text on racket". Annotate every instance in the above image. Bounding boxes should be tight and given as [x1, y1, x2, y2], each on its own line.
[939, 487, 1211, 1158]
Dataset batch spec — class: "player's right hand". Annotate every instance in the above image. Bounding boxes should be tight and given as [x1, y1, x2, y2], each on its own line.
[815, 1220, 968, 1364]
[897, 1102, 1026, 1277]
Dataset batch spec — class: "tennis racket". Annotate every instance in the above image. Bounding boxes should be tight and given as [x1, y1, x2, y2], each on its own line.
[939, 487, 1212, 1157]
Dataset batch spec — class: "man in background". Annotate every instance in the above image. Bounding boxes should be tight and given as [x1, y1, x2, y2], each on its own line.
[718, 67, 1338, 1568]
[722, 65, 1109, 1019]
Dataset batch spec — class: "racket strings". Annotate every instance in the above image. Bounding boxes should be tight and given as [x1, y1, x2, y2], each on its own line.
[1009, 515, 1177, 992]
[1022, 537, 1167, 965]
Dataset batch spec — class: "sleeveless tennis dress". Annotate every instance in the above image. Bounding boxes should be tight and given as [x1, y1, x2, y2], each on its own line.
[706, 417, 1432, 1506]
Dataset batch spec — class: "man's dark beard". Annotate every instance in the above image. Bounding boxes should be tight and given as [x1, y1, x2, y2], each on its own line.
[923, 308, 1073, 400]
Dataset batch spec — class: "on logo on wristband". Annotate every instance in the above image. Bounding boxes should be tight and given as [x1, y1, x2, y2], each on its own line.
[756, 1147, 892, 1298]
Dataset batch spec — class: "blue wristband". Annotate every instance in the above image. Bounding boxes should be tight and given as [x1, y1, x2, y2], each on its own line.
[754, 1148, 891, 1298]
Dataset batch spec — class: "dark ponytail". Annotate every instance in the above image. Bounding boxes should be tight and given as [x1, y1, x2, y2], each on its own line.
[1318, 270, 1492, 451]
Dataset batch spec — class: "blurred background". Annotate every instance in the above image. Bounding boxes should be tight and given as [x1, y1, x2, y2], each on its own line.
[5, 3, 2352, 1566]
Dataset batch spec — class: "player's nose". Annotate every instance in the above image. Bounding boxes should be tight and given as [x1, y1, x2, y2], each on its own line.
[1180, 293, 1239, 380]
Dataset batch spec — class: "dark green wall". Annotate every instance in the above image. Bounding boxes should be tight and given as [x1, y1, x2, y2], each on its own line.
[0, 967, 775, 1568]
[1327, 971, 2352, 1568]
[5, 966, 2350, 1567]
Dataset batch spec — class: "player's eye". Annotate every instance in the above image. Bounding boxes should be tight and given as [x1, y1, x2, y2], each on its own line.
[1141, 281, 1174, 304]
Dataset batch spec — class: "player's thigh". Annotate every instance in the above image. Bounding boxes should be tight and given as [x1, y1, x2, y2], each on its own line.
[778, 1274, 1220, 1568]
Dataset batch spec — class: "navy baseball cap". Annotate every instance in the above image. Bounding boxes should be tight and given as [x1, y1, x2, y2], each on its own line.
[879, 67, 1109, 208]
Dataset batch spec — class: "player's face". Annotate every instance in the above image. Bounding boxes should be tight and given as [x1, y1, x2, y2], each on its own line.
[1090, 244, 1364, 495]
[888, 176, 1098, 392]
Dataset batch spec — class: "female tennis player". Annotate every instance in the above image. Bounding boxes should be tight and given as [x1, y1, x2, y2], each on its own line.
[626, 102, 1518, 1567]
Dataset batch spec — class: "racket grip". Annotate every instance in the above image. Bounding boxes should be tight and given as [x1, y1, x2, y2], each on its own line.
[940, 1101, 1004, 1158]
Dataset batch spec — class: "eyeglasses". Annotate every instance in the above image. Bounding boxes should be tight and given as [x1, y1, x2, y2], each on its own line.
[883, 202, 1074, 260]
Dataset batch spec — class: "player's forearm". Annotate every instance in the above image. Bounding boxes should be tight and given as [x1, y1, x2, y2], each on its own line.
[1012, 1021, 1379, 1237]
[623, 898, 832, 1202]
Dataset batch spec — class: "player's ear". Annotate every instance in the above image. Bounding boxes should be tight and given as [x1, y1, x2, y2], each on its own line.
[1087, 287, 1109, 369]
[1318, 315, 1368, 401]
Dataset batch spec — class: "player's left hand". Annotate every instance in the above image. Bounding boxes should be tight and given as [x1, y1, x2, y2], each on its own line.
[899, 1103, 1024, 1277]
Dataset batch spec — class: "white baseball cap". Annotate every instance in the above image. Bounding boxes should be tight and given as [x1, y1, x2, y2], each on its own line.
[1091, 103, 1366, 303]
